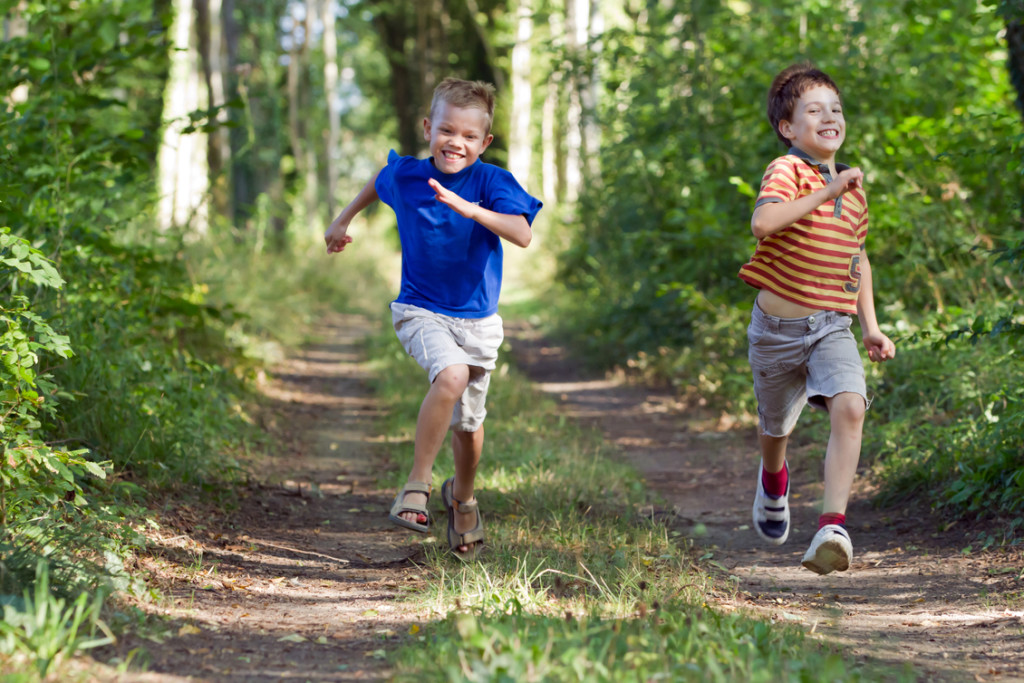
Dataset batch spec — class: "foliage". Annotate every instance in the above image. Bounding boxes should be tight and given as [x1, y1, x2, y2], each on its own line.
[868, 329, 1024, 525]
[0, 229, 105, 529]
[0, 561, 113, 679]
[552, 0, 1024, 526]
[0, 0, 269, 655]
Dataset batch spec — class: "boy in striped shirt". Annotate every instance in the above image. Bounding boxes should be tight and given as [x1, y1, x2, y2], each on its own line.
[738, 63, 896, 574]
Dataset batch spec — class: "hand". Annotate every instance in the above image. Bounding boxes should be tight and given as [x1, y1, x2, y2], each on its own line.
[829, 167, 864, 199]
[324, 221, 354, 254]
[863, 330, 895, 363]
[428, 178, 475, 219]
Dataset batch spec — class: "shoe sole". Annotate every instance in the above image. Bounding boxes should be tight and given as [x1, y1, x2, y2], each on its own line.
[801, 539, 851, 575]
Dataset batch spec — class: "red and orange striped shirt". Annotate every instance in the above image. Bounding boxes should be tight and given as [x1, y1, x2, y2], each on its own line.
[738, 151, 867, 314]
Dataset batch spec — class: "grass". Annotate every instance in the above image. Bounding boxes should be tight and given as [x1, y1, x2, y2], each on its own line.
[363, 313, 914, 683]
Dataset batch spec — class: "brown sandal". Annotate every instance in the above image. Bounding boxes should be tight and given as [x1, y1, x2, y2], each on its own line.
[388, 480, 432, 533]
[441, 477, 484, 560]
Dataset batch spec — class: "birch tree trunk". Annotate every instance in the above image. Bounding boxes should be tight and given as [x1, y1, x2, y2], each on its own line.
[581, 0, 601, 184]
[322, 0, 340, 222]
[564, 0, 586, 203]
[158, 0, 209, 234]
[541, 79, 559, 205]
[508, 0, 533, 187]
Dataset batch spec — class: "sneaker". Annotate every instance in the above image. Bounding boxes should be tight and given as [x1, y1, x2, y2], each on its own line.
[801, 524, 853, 575]
[752, 462, 789, 545]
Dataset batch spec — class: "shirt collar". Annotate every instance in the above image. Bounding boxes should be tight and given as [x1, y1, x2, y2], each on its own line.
[787, 146, 851, 176]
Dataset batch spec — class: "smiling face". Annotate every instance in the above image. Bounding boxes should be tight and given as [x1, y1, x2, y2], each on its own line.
[423, 101, 493, 174]
[778, 84, 845, 165]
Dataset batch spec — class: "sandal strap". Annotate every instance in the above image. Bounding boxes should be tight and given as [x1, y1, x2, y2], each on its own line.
[452, 497, 478, 514]
[454, 526, 485, 546]
[402, 480, 432, 497]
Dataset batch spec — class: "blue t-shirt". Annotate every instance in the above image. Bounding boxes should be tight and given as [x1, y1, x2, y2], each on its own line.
[375, 150, 542, 318]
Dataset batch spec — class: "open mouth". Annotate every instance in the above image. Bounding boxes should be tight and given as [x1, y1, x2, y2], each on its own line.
[442, 151, 463, 162]
[819, 129, 840, 139]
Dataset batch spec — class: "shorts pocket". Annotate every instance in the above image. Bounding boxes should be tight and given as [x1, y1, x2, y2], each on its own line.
[747, 320, 768, 345]
[754, 360, 796, 379]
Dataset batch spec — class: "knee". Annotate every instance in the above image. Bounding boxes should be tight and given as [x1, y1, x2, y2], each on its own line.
[830, 393, 866, 426]
[434, 365, 470, 398]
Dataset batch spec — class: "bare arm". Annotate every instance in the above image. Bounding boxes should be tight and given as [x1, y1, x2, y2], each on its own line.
[855, 249, 896, 363]
[427, 178, 533, 248]
[750, 167, 864, 239]
[324, 169, 381, 254]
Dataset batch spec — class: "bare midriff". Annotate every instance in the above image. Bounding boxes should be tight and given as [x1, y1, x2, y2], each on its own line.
[756, 289, 828, 319]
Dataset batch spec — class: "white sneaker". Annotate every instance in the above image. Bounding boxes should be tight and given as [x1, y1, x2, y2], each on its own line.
[801, 524, 853, 575]
[752, 461, 789, 545]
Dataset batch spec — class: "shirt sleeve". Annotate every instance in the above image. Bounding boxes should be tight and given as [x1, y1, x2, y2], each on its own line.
[754, 157, 799, 208]
[484, 168, 543, 225]
[374, 149, 403, 207]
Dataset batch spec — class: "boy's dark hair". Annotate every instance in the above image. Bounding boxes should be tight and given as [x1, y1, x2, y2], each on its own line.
[430, 78, 497, 133]
[767, 63, 841, 146]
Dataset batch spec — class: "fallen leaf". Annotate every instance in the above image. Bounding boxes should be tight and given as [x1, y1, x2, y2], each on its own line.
[178, 624, 202, 636]
[278, 633, 306, 643]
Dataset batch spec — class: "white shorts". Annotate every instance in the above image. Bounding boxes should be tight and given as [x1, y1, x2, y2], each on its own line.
[390, 302, 504, 432]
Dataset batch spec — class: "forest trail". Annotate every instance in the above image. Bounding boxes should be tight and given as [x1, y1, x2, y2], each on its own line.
[107, 314, 424, 682]
[104, 313, 1023, 682]
[505, 321, 1024, 683]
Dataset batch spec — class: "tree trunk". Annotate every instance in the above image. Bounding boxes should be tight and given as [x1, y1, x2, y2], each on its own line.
[322, 0, 340, 222]
[303, 0, 320, 223]
[158, 0, 209, 233]
[372, 7, 420, 156]
[508, 0, 533, 187]
[581, 0, 601, 184]
[564, 0, 585, 203]
[221, 0, 253, 229]
[195, 0, 229, 214]
[1007, 20, 1024, 121]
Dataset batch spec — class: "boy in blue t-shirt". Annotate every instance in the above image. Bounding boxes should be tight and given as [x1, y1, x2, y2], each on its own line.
[324, 78, 542, 559]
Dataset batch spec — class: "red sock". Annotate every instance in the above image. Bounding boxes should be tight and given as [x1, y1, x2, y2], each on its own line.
[761, 462, 789, 498]
[818, 512, 846, 529]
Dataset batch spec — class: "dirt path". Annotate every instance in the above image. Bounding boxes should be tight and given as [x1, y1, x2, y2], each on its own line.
[504, 321, 1024, 683]
[106, 313, 428, 682]
[100, 313, 1023, 682]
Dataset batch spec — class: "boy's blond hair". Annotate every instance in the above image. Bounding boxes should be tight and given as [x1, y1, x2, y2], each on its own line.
[429, 78, 496, 133]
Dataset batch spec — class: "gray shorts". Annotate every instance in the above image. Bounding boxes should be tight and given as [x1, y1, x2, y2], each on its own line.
[391, 302, 503, 432]
[747, 303, 867, 438]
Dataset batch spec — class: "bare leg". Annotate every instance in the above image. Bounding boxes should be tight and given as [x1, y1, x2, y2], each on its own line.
[399, 365, 469, 524]
[821, 392, 866, 515]
[759, 432, 789, 474]
[450, 426, 484, 553]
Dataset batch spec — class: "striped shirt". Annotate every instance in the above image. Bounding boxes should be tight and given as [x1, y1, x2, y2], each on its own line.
[738, 148, 867, 314]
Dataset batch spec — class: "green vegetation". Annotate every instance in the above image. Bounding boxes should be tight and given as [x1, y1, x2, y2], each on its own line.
[1, 0, 1022, 677]
[365, 319, 911, 682]
[553, 0, 1024, 531]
